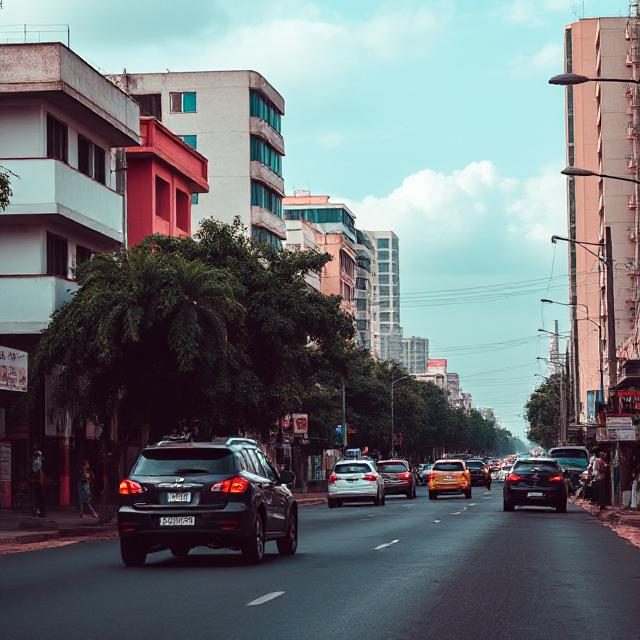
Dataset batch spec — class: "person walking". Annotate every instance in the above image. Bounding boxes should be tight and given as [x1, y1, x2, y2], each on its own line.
[78, 460, 98, 519]
[594, 450, 610, 511]
[30, 450, 46, 518]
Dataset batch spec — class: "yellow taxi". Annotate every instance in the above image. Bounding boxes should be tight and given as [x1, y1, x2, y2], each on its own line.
[428, 459, 472, 500]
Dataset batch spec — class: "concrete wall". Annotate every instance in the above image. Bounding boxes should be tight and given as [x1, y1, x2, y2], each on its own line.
[0, 104, 43, 156]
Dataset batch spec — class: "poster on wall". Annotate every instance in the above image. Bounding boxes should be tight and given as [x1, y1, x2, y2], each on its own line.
[291, 414, 308, 435]
[0, 346, 28, 392]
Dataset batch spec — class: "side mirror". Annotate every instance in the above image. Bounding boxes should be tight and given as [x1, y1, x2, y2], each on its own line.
[280, 470, 296, 485]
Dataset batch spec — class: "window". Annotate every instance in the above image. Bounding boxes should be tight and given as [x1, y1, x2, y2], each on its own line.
[379, 312, 390, 322]
[250, 90, 282, 133]
[75, 245, 92, 267]
[46, 233, 68, 278]
[250, 136, 282, 176]
[433, 462, 464, 472]
[379, 299, 390, 309]
[251, 227, 283, 250]
[176, 189, 189, 232]
[284, 208, 355, 233]
[377, 462, 408, 473]
[334, 463, 372, 475]
[46, 115, 68, 163]
[379, 263, 389, 273]
[378, 274, 389, 285]
[133, 93, 162, 119]
[191, 193, 199, 205]
[170, 91, 197, 113]
[251, 180, 282, 217]
[155, 176, 170, 222]
[131, 448, 235, 476]
[356, 319, 368, 330]
[255, 450, 278, 482]
[377, 250, 389, 261]
[356, 298, 367, 311]
[379, 286, 390, 297]
[376, 238, 389, 249]
[77, 135, 106, 184]
[180, 135, 197, 150]
[355, 277, 367, 290]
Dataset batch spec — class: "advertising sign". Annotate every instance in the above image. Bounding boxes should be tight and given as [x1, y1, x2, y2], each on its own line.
[291, 414, 308, 435]
[0, 346, 28, 392]
[600, 416, 637, 442]
[427, 358, 447, 374]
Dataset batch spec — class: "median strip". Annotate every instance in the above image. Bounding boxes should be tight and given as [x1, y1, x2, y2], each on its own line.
[246, 591, 285, 607]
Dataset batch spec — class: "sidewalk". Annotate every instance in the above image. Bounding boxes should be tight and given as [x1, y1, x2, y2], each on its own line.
[573, 497, 640, 528]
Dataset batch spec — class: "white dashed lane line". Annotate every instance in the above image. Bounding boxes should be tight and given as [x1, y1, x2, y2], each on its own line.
[433, 520, 441, 523]
[374, 539, 400, 550]
[246, 592, 286, 607]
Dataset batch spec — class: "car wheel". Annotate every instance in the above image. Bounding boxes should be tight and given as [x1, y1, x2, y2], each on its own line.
[429, 491, 437, 500]
[170, 545, 190, 558]
[242, 514, 265, 564]
[374, 490, 383, 506]
[503, 499, 514, 512]
[277, 510, 298, 556]
[465, 489, 472, 499]
[556, 499, 567, 513]
[336, 500, 343, 508]
[328, 499, 336, 509]
[381, 492, 386, 506]
[120, 537, 147, 567]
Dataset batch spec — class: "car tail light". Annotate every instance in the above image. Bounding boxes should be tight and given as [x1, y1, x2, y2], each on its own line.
[429, 472, 436, 481]
[506, 473, 522, 483]
[329, 473, 337, 484]
[548, 474, 564, 483]
[119, 479, 144, 495]
[400, 471, 412, 479]
[363, 473, 377, 482]
[211, 476, 250, 494]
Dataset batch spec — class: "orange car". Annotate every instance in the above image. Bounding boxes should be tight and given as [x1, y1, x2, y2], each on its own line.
[428, 459, 472, 500]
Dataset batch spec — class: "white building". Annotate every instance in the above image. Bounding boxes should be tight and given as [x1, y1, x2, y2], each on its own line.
[108, 70, 286, 248]
[283, 219, 322, 291]
[402, 336, 429, 374]
[354, 230, 376, 353]
[461, 392, 473, 413]
[447, 373, 461, 406]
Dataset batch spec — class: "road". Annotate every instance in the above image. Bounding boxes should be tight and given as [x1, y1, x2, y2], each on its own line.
[1, 487, 638, 640]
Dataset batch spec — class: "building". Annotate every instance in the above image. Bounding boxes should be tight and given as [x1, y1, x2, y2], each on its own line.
[108, 70, 286, 248]
[461, 392, 473, 413]
[126, 117, 209, 246]
[368, 230, 402, 362]
[478, 408, 496, 423]
[354, 230, 376, 352]
[283, 192, 357, 316]
[447, 372, 461, 406]
[563, 17, 634, 421]
[413, 358, 448, 389]
[0, 43, 140, 507]
[283, 219, 323, 291]
[402, 336, 429, 374]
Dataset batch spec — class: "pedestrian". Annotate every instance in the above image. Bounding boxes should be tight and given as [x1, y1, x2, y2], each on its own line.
[78, 460, 98, 519]
[631, 464, 640, 511]
[30, 450, 46, 518]
[594, 450, 610, 511]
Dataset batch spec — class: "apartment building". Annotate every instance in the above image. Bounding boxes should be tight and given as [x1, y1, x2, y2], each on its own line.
[354, 230, 376, 352]
[283, 219, 323, 291]
[402, 336, 429, 374]
[563, 17, 634, 421]
[0, 43, 140, 506]
[108, 70, 286, 248]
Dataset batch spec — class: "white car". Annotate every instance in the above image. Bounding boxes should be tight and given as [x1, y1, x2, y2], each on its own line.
[328, 459, 385, 508]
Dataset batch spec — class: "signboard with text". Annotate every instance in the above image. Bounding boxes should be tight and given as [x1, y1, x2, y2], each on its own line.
[0, 346, 28, 392]
[599, 416, 638, 442]
[291, 414, 308, 435]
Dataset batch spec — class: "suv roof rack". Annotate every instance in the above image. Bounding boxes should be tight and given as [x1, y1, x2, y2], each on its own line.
[211, 437, 259, 447]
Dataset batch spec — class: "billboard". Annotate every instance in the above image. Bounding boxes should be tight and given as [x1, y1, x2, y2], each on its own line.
[0, 346, 28, 392]
[427, 358, 447, 374]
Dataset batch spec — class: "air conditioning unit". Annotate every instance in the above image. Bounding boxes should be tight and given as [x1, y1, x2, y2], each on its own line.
[628, 126, 636, 139]
[629, 195, 637, 209]
[629, 158, 637, 170]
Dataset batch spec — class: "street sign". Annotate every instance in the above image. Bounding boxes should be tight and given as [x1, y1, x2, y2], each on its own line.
[599, 416, 638, 441]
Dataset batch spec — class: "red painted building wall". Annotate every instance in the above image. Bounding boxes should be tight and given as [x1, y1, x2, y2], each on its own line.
[126, 117, 209, 246]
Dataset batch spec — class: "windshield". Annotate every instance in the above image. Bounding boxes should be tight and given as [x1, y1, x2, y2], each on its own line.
[549, 449, 589, 469]
[132, 448, 235, 476]
[378, 463, 408, 473]
[553, 457, 588, 470]
[513, 461, 560, 474]
[335, 463, 371, 475]
[465, 461, 484, 469]
[433, 462, 464, 472]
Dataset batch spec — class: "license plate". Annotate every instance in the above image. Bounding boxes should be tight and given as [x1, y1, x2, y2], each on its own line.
[527, 492, 544, 498]
[160, 516, 195, 526]
[167, 492, 191, 503]
[445, 475, 455, 481]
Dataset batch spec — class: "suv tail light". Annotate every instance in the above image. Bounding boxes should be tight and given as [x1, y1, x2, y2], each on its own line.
[429, 472, 436, 481]
[548, 474, 564, 483]
[506, 473, 522, 483]
[329, 473, 337, 484]
[363, 473, 377, 482]
[400, 471, 412, 479]
[119, 479, 144, 495]
[211, 476, 250, 494]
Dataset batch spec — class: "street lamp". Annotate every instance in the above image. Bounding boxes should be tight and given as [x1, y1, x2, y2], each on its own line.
[538, 328, 569, 338]
[391, 375, 411, 457]
[562, 165, 640, 186]
[549, 73, 640, 85]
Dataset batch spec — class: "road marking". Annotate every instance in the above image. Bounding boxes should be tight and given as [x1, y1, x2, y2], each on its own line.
[450, 511, 462, 515]
[403, 505, 413, 509]
[433, 519, 441, 523]
[246, 592, 285, 607]
[374, 539, 400, 550]
[469, 503, 477, 506]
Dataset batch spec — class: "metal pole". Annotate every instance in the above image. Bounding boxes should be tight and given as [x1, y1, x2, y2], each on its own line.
[390, 383, 395, 457]
[605, 226, 617, 391]
[559, 363, 566, 445]
[342, 380, 347, 449]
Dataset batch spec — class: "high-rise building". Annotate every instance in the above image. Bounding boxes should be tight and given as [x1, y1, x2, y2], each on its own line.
[368, 230, 402, 362]
[562, 17, 633, 421]
[402, 336, 429, 374]
[354, 230, 376, 352]
[108, 70, 286, 248]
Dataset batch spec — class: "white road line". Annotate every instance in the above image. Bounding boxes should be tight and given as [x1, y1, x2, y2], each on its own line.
[374, 539, 400, 550]
[246, 592, 286, 607]
[469, 503, 477, 506]
[433, 520, 441, 523]
[450, 511, 462, 515]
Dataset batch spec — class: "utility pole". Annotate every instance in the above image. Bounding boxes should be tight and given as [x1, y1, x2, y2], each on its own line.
[559, 361, 567, 445]
[605, 226, 617, 391]
[342, 380, 347, 449]
[390, 382, 395, 457]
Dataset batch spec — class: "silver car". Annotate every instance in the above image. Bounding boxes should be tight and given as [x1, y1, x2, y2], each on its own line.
[328, 459, 385, 508]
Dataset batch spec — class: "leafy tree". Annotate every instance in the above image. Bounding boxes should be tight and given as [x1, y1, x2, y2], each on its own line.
[0, 167, 14, 210]
[525, 373, 560, 449]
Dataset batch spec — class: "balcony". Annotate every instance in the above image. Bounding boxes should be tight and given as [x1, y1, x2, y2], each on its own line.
[250, 161, 284, 197]
[0, 275, 79, 334]
[1, 159, 123, 242]
[251, 206, 286, 240]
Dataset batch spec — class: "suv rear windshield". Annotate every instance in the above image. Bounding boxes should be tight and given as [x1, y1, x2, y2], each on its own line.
[335, 463, 371, 475]
[433, 462, 464, 472]
[549, 449, 589, 469]
[465, 461, 484, 469]
[132, 448, 235, 476]
[513, 461, 560, 474]
[378, 463, 407, 473]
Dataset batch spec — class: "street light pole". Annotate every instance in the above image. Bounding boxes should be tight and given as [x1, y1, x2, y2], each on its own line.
[391, 375, 410, 457]
[605, 227, 617, 391]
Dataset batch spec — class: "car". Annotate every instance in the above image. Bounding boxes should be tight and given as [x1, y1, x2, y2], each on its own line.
[117, 437, 298, 567]
[465, 459, 492, 489]
[328, 458, 385, 507]
[547, 446, 590, 494]
[503, 457, 568, 512]
[428, 459, 472, 499]
[377, 459, 417, 499]
[417, 463, 433, 485]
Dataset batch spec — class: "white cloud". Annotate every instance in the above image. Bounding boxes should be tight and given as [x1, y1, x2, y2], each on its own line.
[504, 0, 574, 26]
[510, 42, 563, 76]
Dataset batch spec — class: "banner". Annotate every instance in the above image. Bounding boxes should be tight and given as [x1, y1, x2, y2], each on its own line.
[0, 346, 28, 392]
[600, 416, 637, 442]
[291, 414, 308, 435]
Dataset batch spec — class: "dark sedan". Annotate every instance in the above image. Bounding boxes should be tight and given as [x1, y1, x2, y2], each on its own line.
[465, 459, 491, 489]
[377, 459, 416, 499]
[503, 458, 567, 513]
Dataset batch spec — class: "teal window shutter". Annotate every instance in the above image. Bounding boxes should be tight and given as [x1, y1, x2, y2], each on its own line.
[182, 92, 197, 113]
[181, 135, 197, 150]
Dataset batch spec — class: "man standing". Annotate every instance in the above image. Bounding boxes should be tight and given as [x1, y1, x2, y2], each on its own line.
[594, 450, 609, 511]
[31, 450, 46, 518]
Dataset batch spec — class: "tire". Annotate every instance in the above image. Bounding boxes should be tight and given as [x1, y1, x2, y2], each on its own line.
[242, 514, 265, 564]
[429, 491, 437, 500]
[381, 492, 386, 506]
[336, 500, 343, 508]
[556, 499, 567, 513]
[465, 489, 472, 499]
[328, 499, 336, 509]
[503, 500, 514, 512]
[170, 545, 190, 558]
[277, 510, 298, 556]
[120, 537, 147, 567]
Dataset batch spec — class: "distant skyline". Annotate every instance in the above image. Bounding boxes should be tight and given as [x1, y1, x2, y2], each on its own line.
[1, 0, 627, 437]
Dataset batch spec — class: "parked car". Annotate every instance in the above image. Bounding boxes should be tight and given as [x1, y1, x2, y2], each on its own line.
[547, 446, 589, 494]
[377, 459, 417, 499]
[465, 459, 492, 489]
[117, 437, 297, 567]
[328, 459, 385, 507]
[503, 458, 568, 512]
[428, 459, 472, 499]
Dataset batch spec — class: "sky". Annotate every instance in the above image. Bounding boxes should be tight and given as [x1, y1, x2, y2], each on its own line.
[1, 0, 627, 439]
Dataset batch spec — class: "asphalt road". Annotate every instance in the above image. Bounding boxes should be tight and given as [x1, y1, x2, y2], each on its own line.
[1, 486, 639, 640]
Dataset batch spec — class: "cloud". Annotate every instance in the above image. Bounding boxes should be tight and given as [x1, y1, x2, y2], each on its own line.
[510, 42, 564, 76]
[503, 0, 574, 26]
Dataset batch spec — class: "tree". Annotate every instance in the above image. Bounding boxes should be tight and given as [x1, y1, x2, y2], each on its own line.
[0, 167, 14, 210]
[525, 373, 561, 449]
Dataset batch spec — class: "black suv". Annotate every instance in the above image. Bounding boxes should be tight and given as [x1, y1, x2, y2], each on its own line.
[117, 438, 297, 566]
